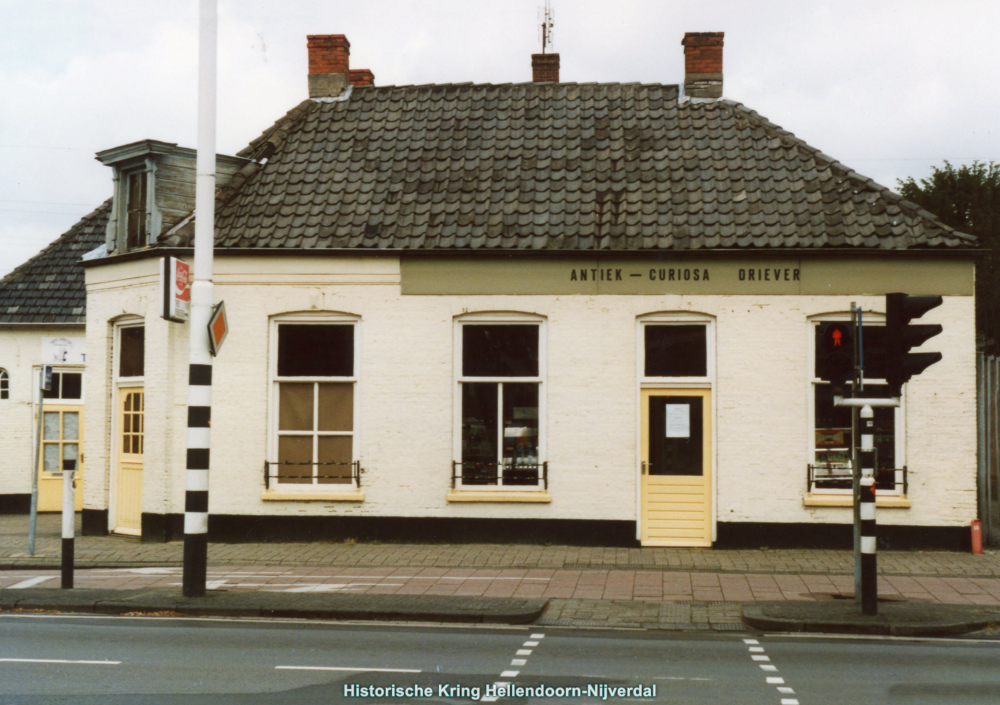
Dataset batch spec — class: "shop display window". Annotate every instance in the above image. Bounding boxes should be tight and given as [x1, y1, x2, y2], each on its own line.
[271, 321, 357, 487]
[811, 322, 901, 493]
[458, 322, 543, 487]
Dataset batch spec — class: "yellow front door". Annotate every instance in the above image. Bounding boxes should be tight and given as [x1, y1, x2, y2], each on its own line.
[114, 388, 144, 536]
[641, 389, 712, 547]
[37, 406, 84, 512]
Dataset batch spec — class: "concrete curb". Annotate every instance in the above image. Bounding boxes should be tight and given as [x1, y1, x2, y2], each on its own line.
[742, 602, 1000, 637]
[0, 589, 548, 625]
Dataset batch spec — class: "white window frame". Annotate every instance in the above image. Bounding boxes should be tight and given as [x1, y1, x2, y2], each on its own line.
[807, 313, 906, 496]
[267, 313, 361, 491]
[453, 312, 547, 491]
[635, 313, 718, 542]
[37, 368, 86, 404]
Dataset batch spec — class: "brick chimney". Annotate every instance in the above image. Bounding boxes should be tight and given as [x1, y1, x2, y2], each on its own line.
[681, 32, 724, 99]
[307, 34, 375, 97]
[531, 53, 560, 83]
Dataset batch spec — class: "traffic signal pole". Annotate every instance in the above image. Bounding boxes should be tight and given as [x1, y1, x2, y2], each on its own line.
[182, 0, 217, 598]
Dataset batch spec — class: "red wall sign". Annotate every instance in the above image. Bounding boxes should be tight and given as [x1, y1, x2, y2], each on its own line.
[161, 256, 191, 323]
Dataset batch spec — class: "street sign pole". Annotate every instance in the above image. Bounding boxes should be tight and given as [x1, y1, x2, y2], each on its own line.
[28, 365, 52, 557]
[61, 467, 75, 588]
[182, 0, 217, 598]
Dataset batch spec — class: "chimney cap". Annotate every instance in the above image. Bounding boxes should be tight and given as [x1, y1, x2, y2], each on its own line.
[682, 32, 724, 45]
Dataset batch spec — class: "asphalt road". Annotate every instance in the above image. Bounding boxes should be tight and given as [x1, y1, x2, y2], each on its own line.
[0, 615, 999, 704]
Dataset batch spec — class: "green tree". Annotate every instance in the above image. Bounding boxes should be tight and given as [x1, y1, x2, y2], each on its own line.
[898, 161, 1000, 351]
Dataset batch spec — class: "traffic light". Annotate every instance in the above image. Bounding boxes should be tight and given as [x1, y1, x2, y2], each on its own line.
[818, 321, 854, 393]
[885, 293, 943, 397]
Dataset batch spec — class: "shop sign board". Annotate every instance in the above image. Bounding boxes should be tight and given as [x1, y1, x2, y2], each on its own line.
[41, 337, 86, 364]
[161, 256, 191, 322]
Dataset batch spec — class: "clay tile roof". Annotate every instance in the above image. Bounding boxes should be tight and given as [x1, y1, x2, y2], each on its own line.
[187, 83, 974, 251]
[0, 200, 110, 323]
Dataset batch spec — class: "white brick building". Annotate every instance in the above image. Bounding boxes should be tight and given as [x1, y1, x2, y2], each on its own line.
[63, 31, 987, 548]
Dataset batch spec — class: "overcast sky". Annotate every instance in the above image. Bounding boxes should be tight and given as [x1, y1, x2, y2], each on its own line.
[2, 0, 999, 277]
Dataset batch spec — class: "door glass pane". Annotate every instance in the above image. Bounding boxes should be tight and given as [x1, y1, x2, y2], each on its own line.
[44, 411, 60, 440]
[279, 383, 314, 431]
[61, 373, 83, 400]
[463, 325, 539, 377]
[44, 444, 60, 473]
[648, 396, 704, 476]
[502, 383, 539, 485]
[317, 437, 353, 484]
[278, 436, 313, 484]
[119, 327, 145, 377]
[318, 383, 353, 432]
[461, 382, 498, 484]
[277, 325, 354, 377]
[63, 412, 79, 441]
[62, 443, 79, 471]
[42, 373, 62, 400]
[645, 325, 707, 377]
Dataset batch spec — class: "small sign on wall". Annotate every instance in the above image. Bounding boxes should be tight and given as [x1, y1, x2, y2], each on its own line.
[666, 404, 690, 438]
[161, 256, 191, 322]
[41, 337, 85, 364]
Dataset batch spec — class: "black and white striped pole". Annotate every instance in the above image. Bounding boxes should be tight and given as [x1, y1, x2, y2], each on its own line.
[61, 467, 75, 589]
[858, 404, 877, 616]
[182, 0, 217, 599]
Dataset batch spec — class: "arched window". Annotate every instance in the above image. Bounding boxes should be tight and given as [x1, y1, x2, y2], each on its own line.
[0, 368, 8, 400]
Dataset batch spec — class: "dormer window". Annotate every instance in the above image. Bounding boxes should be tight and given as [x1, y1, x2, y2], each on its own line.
[126, 170, 149, 250]
[96, 139, 250, 254]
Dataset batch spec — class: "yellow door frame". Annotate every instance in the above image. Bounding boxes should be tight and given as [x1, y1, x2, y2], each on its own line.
[640, 388, 713, 547]
[37, 405, 84, 513]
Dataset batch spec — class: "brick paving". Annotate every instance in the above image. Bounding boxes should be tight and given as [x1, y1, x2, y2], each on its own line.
[3, 515, 999, 578]
[4, 515, 1000, 630]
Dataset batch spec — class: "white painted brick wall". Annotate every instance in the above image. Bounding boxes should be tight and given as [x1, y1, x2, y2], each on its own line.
[0, 327, 85, 497]
[83, 256, 978, 530]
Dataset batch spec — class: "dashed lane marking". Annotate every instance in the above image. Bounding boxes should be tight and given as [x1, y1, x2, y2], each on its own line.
[0, 658, 120, 665]
[742, 638, 799, 705]
[5, 576, 54, 589]
[482, 632, 546, 702]
[276, 666, 421, 673]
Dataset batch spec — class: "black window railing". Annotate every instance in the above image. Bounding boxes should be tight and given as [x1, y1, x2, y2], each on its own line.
[452, 461, 548, 489]
[264, 461, 362, 490]
[807, 464, 907, 495]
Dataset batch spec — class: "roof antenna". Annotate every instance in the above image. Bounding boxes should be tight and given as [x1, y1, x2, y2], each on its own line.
[538, 0, 554, 54]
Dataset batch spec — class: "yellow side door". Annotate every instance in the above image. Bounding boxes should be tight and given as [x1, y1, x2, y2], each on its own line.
[37, 406, 84, 513]
[114, 388, 144, 536]
[640, 389, 713, 547]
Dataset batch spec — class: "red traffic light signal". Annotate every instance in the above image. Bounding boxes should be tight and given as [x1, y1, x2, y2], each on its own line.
[885, 293, 942, 397]
[818, 322, 854, 392]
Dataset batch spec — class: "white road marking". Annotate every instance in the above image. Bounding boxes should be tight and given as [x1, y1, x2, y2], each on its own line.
[778, 687, 796, 694]
[651, 677, 711, 681]
[511, 659, 527, 666]
[523, 640, 539, 647]
[515, 649, 532, 656]
[780, 700, 799, 705]
[500, 671, 519, 677]
[766, 677, 785, 684]
[751, 655, 770, 662]
[6, 576, 54, 589]
[0, 658, 120, 665]
[276, 666, 421, 673]
[481, 699, 498, 702]
[742, 638, 759, 645]
[760, 664, 778, 672]
[530, 633, 545, 639]
[748, 646, 765, 653]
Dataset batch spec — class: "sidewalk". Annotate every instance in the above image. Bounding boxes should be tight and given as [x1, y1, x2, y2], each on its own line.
[3, 515, 1000, 634]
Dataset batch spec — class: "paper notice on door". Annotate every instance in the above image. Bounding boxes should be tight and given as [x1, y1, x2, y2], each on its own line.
[666, 404, 690, 438]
